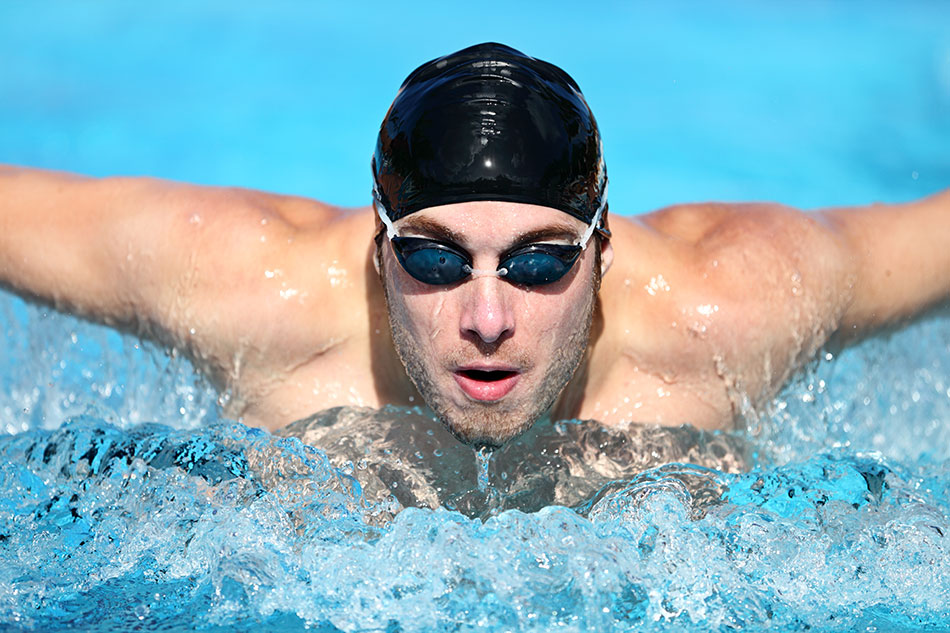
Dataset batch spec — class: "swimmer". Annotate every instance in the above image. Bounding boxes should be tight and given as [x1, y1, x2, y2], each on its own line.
[1, 42, 948, 448]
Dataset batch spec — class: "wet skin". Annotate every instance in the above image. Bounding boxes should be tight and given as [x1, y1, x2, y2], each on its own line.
[1, 166, 949, 445]
[377, 203, 609, 446]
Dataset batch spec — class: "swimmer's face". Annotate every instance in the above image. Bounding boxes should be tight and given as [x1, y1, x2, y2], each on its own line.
[378, 201, 612, 447]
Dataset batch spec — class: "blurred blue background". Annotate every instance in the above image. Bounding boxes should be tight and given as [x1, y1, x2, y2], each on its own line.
[1, 0, 948, 214]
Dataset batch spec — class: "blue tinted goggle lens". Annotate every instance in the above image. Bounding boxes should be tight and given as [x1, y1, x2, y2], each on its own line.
[390, 236, 582, 286]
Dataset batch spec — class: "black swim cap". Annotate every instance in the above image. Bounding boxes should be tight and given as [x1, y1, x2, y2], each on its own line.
[373, 42, 608, 231]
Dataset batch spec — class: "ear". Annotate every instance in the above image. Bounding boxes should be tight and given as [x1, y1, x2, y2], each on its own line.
[599, 236, 614, 278]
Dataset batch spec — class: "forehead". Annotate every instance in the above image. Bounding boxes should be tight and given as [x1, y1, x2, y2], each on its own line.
[393, 201, 586, 246]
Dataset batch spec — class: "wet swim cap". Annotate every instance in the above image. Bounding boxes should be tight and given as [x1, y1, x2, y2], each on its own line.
[373, 42, 608, 233]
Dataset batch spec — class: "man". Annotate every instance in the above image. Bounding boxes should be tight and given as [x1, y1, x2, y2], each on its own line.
[1, 43, 948, 448]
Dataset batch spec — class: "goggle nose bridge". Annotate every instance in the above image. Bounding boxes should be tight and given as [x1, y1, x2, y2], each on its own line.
[462, 264, 509, 278]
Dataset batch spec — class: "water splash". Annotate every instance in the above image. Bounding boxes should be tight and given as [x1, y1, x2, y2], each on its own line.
[0, 296, 219, 435]
[1, 292, 950, 631]
[475, 446, 492, 493]
[757, 308, 950, 466]
[277, 405, 746, 519]
[2, 417, 948, 632]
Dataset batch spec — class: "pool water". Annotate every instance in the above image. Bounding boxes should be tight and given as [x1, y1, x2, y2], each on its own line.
[2, 2, 950, 631]
[2, 301, 949, 631]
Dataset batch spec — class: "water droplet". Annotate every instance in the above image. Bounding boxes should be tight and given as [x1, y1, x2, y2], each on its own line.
[475, 447, 494, 493]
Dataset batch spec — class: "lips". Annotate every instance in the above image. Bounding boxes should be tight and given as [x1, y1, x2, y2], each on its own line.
[453, 366, 521, 402]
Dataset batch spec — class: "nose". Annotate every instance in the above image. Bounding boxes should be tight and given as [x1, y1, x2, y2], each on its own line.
[459, 275, 515, 344]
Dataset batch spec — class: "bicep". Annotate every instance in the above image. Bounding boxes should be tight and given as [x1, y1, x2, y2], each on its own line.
[0, 168, 173, 324]
[70, 178, 281, 332]
[1, 165, 357, 392]
[0, 167, 315, 355]
[126, 186, 357, 384]
[818, 191, 950, 332]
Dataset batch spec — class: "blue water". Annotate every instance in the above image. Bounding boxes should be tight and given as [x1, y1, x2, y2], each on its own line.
[2, 1, 948, 212]
[2, 2, 950, 631]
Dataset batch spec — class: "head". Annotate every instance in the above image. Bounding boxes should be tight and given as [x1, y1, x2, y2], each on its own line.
[372, 43, 611, 448]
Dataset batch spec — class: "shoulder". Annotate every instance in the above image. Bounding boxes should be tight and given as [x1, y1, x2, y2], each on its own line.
[174, 186, 378, 327]
[146, 182, 371, 278]
[610, 201, 846, 291]
[153, 182, 342, 241]
[138, 182, 363, 313]
[135, 181, 378, 376]
[596, 201, 851, 394]
[634, 200, 835, 251]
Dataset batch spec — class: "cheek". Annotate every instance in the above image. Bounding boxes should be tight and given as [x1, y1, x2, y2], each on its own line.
[383, 248, 468, 347]
[518, 261, 596, 336]
[386, 272, 454, 346]
[529, 295, 583, 334]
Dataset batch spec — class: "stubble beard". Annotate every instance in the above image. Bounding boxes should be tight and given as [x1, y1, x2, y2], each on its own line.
[380, 252, 598, 448]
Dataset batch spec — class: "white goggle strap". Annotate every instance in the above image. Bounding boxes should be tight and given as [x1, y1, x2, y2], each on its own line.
[375, 180, 607, 249]
[577, 183, 608, 249]
[373, 182, 398, 239]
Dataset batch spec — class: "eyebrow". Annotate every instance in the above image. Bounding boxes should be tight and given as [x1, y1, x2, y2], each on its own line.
[398, 217, 466, 243]
[511, 225, 583, 247]
[398, 216, 582, 249]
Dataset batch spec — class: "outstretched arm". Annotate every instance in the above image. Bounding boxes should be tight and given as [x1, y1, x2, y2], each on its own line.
[1, 166, 165, 326]
[0, 164, 345, 377]
[626, 191, 950, 427]
[819, 189, 950, 335]
[0, 166, 201, 327]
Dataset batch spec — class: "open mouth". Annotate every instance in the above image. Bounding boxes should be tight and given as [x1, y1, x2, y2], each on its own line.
[453, 368, 521, 402]
[459, 369, 518, 382]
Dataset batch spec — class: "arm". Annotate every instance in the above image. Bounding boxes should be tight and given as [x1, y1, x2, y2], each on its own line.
[0, 164, 344, 375]
[819, 189, 950, 334]
[0, 165, 175, 325]
[632, 195, 948, 421]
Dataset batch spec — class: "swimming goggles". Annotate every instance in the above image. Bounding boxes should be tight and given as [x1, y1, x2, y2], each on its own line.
[374, 185, 608, 287]
[389, 235, 583, 286]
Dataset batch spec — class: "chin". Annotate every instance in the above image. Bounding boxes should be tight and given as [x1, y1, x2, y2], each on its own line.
[437, 404, 539, 449]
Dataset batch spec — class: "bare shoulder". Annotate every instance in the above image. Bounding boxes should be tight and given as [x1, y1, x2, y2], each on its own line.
[130, 180, 349, 314]
[594, 202, 852, 420]
[636, 200, 838, 253]
[125, 180, 378, 382]
[606, 201, 841, 281]
[583, 193, 947, 428]
[2, 167, 379, 402]
[622, 201, 847, 294]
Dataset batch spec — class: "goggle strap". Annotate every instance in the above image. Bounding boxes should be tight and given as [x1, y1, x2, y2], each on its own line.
[375, 179, 607, 247]
[578, 182, 608, 249]
[373, 182, 398, 239]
